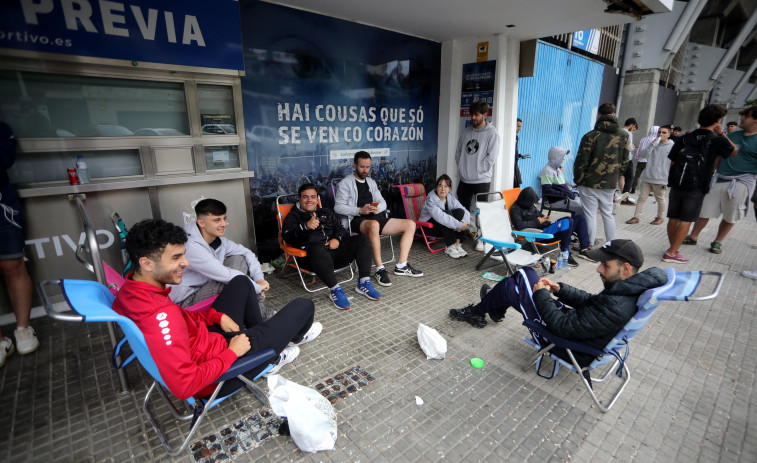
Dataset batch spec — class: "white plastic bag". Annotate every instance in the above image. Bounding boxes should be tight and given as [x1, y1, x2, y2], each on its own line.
[267, 375, 337, 453]
[417, 323, 447, 360]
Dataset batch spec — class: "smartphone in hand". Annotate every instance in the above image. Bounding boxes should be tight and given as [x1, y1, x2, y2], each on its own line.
[370, 201, 379, 207]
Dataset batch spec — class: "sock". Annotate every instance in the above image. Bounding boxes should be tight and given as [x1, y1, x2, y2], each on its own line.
[359, 277, 370, 284]
[329, 285, 340, 291]
[397, 262, 407, 268]
[376, 266, 384, 271]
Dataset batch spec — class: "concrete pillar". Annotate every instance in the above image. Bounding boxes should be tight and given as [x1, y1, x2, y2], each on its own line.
[618, 69, 661, 141]
[673, 90, 709, 131]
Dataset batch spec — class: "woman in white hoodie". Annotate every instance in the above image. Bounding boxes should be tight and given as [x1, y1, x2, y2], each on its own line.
[627, 125, 673, 225]
[419, 174, 471, 258]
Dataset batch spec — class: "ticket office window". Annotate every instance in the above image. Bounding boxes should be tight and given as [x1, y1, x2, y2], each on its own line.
[204, 145, 240, 170]
[198, 84, 237, 135]
[0, 71, 189, 138]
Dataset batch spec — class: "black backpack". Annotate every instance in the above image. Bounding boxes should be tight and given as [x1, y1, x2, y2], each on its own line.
[670, 133, 715, 191]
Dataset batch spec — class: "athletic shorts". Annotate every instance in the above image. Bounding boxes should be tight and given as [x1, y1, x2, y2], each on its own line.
[667, 188, 705, 223]
[0, 209, 25, 259]
[699, 180, 749, 223]
[350, 213, 390, 235]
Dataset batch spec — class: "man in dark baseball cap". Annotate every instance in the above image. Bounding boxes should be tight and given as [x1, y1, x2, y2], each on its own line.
[584, 239, 644, 268]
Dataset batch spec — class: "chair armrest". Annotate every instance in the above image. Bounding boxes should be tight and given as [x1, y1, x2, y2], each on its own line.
[480, 237, 521, 250]
[513, 230, 554, 242]
[415, 220, 434, 228]
[217, 347, 277, 382]
[522, 320, 604, 357]
[281, 245, 307, 258]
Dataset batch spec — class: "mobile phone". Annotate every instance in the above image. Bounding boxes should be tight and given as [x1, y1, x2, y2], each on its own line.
[370, 201, 379, 207]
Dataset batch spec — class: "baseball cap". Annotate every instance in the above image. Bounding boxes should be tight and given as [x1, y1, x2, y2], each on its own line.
[584, 239, 643, 268]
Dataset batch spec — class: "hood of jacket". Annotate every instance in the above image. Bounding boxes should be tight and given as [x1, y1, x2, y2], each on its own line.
[604, 267, 668, 296]
[636, 125, 660, 158]
[184, 221, 210, 248]
[515, 186, 540, 208]
[594, 115, 620, 133]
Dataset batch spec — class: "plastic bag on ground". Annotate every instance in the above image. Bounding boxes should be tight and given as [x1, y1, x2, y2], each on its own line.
[417, 323, 447, 360]
[267, 375, 338, 453]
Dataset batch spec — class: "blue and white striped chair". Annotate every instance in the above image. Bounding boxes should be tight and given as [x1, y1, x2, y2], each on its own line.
[521, 268, 724, 412]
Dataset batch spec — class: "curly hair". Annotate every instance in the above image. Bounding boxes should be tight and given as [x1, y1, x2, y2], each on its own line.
[126, 219, 187, 272]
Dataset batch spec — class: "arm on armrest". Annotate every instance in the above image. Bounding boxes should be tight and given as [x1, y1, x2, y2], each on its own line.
[522, 320, 604, 358]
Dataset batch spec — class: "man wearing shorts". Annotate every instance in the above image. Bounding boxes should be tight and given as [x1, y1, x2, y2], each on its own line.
[334, 151, 422, 287]
[686, 105, 757, 254]
[663, 105, 736, 263]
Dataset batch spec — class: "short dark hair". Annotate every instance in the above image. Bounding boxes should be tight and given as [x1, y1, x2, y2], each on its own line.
[195, 198, 226, 217]
[624, 118, 637, 127]
[298, 182, 318, 196]
[517, 118, 522, 123]
[436, 174, 452, 189]
[660, 124, 673, 132]
[126, 219, 187, 273]
[598, 103, 616, 116]
[738, 106, 757, 119]
[469, 101, 489, 116]
[353, 150, 371, 164]
[673, 126, 682, 131]
[726, 120, 738, 126]
[697, 104, 727, 127]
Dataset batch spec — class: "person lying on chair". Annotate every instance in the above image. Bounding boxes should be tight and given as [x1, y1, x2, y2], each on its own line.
[509, 187, 591, 266]
[448, 239, 667, 364]
[112, 219, 321, 400]
[282, 183, 382, 310]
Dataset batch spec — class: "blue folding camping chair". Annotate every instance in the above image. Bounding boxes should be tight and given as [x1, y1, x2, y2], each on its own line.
[518, 268, 724, 412]
[39, 279, 277, 456]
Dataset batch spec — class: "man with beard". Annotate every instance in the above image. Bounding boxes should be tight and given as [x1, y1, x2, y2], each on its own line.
[448, 240, 667, 367]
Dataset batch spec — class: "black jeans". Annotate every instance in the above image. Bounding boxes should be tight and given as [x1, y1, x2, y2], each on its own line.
[456, 180, 491, 212]
[211, 275, 314, 396]
[428, 208, 467, 246]
[301, 234, 372, 287]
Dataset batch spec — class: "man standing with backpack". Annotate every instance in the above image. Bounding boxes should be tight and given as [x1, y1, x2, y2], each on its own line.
[662, 105, 736, 263]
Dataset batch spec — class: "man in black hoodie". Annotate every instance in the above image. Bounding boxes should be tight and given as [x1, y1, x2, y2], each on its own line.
[449, 239, 667, 367]
[282, 183, 380, 310]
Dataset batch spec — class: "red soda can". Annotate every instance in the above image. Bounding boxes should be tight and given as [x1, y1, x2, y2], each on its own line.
[67, 168, 80, 185]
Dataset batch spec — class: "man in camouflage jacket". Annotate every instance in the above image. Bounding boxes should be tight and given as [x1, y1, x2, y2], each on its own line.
[573, 102, 629, 249]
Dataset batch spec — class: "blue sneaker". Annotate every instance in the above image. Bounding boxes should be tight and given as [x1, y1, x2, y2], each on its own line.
[355, 280, 382, 301]
[329, 286, 350, 310]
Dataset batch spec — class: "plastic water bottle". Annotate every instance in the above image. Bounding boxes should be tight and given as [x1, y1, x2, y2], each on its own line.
[556, 252, 563, 269]
[76, 155, 90, 184]
[561, 251, 570, 269]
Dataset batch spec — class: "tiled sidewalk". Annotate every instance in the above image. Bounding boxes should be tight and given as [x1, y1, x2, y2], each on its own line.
[1, 201, 756, 462]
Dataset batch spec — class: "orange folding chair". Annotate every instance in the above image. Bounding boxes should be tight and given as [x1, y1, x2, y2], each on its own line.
[502, 188, 560, 254]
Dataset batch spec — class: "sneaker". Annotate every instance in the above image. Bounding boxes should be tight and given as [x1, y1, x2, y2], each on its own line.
[480, 284, 491, 301]
[577, 249, 597, 263]
[475, 240, 484, 252]
[567, 254, 579, 267]
[375, 268, 392, 287]
[264, 346, 300, 377]
[454, 243, 468, 257]
[394, 263, 423, 277]
[662, 252, 689, 263]
[289, 322, 323, 347]
[710, 241, 722, 254]
[741, 270, 757, 280]
[445, 245, 463, 259]
[329, 286, 351, 310]
[355, 280, 382, 300]
[0, 338, 14, 368]
[14, 326, 39, 355]
[449, 304, 487, 328]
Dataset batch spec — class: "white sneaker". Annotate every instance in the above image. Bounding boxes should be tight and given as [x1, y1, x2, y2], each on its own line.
[288, 322, 322, 347]
[445, 245, 462, 258]
[264, 346, 300, 377]
[475, 240, 484, 252]
[455, 243, 468, 257]
[0, 338, 14, 368]
[14, 326, 39, 355]
[742, 270, 757, 280]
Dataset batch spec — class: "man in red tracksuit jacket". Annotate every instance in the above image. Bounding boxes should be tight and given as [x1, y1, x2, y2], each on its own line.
[112, 219, 320, 400]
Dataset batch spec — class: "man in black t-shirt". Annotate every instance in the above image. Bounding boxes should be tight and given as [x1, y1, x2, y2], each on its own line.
[662, 105, 736, 264]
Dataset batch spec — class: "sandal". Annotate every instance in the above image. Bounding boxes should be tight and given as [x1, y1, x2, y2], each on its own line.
[626, 217, 640, 224]
[650, 217, 664, 225]
[682, 236, 697, 245]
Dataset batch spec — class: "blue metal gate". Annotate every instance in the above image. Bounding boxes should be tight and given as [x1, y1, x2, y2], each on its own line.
[517, 42, 604, 193]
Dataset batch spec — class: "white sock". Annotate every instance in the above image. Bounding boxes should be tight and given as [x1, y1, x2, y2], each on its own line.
[329, 285, 340, 291]
[376, 266, 384, 271]
[397, 262, 407, 268]
[359, 277, 370, 284]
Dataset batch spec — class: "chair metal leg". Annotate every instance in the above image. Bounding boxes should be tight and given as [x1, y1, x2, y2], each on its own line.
[565, 349, 630, 413]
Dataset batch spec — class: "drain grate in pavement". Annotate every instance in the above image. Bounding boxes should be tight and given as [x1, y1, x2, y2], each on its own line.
[189, 366, 374, 461]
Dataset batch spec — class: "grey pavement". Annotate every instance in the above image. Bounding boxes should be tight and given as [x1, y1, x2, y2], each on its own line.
[1, 199, 756, 462]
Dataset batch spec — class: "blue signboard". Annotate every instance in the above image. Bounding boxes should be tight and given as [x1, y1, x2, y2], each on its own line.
[572, 29, 600, 54]
[0, 0, 243, 70]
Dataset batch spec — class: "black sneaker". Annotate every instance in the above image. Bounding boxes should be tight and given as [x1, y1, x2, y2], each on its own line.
[577, 249, 597, 263]
[449, 304, 487, 328]
[394, 263, 423, 277]
[375, 268, 392, 286]
[480, 284, 491, 301]
[567, 253, 579, 267]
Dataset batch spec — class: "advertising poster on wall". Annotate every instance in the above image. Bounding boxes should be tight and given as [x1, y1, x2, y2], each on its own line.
[239, 2, 441, 253]
[460, 60, 496, 128]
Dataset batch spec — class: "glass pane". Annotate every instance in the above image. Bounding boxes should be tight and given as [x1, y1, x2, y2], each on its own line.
[204, 146, 240, 170]
[9, 149, 142, 183]
[198, 84, 236, 135]
[0, 71, 189, 138]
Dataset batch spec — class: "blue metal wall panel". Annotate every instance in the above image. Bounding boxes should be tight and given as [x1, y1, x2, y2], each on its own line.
[517, 42, 604, 194]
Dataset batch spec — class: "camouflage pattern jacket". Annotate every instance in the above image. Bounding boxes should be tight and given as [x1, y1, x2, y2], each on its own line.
[572, 115, 629, 189]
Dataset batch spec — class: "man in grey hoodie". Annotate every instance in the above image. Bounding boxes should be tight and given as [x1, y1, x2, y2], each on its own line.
[169, 199, 270, 312]
[454, 101, 501, 213]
